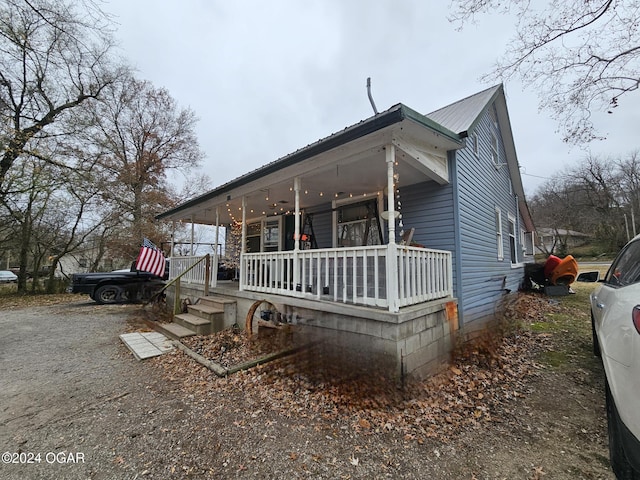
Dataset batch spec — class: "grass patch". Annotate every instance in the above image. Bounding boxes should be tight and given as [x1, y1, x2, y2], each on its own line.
[540, 350, 568, 368]
[524, 281, 603, 373]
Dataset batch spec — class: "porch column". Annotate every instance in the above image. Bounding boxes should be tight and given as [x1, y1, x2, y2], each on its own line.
[239, 196, 247, 291]
[190, 215, 194, 255]
[293, 177, 301, 290]
[170, 221, 175, 257]
[386, 144, 400, 313]
[294, 177, 301, 251]
[213, 207, 220, 288]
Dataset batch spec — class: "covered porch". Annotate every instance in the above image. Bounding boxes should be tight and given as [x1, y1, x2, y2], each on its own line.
[160, 105, 463, 314]
[158, 105, 465, 377]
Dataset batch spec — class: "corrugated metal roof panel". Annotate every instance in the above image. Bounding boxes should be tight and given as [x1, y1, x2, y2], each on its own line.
[426, 84, 502, 134]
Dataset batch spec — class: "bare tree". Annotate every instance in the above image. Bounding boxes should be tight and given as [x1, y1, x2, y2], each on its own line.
[530, 153, 631, 253]
[82, 75, 205, 258]
[0, 0, 124, 198]
[449, 0, 640, 143]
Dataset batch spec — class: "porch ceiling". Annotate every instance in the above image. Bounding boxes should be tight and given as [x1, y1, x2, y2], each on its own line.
[165, 117, 460, 226]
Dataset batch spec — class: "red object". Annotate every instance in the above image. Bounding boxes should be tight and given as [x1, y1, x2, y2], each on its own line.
[633, 306, 640, 335]
[544, 255, 561, 278]
[549, 255, 578, 285]
[136, 238, 166, 277]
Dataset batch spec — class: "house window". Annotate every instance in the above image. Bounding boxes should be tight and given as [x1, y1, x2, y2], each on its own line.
[336, 199, 381, 247]
[495, 207, 504, 260]
[246, 221, 261, 253]
[262, 218, 280, 252]
[508, 215, 517, 264]
[246, 218, 282, 252]
[491, 133, 499, 166]
[522, 230, 534, 256]
[472, 133, 479, 156]
[489, 105, 498, 127]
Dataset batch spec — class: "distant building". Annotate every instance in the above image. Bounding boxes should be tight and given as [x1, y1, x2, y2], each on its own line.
[535, 228, 591, 255]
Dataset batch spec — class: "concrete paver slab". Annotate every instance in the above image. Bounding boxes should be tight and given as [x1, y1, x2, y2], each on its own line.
[120, 332, 174, 360]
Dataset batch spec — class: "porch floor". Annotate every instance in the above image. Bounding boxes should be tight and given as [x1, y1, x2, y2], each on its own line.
[180, 279, 453, 325]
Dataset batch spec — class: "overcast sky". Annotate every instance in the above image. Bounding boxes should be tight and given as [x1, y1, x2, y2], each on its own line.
[104, 0, 639, 197]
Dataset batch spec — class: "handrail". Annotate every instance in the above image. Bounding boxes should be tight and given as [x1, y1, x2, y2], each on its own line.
[144, 254, 210, 306]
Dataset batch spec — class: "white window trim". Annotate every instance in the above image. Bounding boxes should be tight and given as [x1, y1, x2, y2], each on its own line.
[332, 192, 382, 248]
[491, 133, 499, 167]
[508, 214, 517, 264]
[246, 216, 283, 252]
[495, 206, 504, 261]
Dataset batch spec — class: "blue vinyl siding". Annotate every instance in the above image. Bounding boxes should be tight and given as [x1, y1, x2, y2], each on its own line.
[454, 106, 526, 327]
[398, 181, 457, 289]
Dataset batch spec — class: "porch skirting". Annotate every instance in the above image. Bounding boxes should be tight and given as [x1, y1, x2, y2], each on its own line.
[168, 282, 458, 379]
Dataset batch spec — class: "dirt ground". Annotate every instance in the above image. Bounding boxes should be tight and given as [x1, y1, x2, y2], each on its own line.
[0, 284, 615, 480]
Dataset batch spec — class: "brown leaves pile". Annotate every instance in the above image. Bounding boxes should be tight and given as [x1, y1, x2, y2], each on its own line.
[156, 293, 556, 442]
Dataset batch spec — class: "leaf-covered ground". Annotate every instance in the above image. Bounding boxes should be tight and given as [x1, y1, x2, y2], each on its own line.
[1, 285, 612, 478]
[160, 294, 562, 444]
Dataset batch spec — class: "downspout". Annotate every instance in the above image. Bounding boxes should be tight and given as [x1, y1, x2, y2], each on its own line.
[385, 145, 399, 313]
[450, 150, 464, 326]
[514, 194, 520, 263]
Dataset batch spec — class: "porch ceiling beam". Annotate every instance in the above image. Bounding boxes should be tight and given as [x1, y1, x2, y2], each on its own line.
[391, 137, 449, 185]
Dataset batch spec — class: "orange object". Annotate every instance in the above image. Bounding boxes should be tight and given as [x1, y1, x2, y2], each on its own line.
[544, 255, 562, 279]
[550, 255, 578, 286]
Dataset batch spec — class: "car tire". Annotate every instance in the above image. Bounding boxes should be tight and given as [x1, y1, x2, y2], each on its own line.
[606, 381, 639, 479]
[94, 285, 124, 304]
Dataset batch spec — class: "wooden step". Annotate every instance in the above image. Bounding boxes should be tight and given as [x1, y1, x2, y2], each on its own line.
[196, 296, 237, 332]
[187, 303, 224, 320]
[156, 322, 196, 340]
[197, 296, 236, 310]
[174, 313, 211, 335]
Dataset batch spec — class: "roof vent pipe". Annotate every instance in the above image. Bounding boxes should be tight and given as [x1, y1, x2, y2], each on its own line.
[366, 77, 378, 115]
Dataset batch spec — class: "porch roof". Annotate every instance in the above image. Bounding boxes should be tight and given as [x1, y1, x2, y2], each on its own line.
[157, 104, 464, 225]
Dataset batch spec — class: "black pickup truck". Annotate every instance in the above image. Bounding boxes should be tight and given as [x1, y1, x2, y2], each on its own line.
[69, 264, 167, 304]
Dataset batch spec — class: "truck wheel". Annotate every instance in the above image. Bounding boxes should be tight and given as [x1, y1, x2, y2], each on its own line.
[94, 285, 124, 304]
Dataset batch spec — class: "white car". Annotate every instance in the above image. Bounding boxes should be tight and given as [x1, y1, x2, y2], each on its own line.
[0, 270, 18, 283]
[591, 236, 640, 479]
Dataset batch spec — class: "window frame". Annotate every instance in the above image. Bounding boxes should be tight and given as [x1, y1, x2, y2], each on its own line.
[495, 206, 504, 261]
[508, 214, 517, 264]
[333, 196, 382, 248]
[491, 133, 499, 167]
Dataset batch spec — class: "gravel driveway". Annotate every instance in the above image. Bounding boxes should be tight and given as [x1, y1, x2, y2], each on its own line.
[0, 294, 616, 480]
[0, 299, 193, 480]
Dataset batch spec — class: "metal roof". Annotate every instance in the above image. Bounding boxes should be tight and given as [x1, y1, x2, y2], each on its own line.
[157, 104, 462, 221]
[426, 84, 502, 136]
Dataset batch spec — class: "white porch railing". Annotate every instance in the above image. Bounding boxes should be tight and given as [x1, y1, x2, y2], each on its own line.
[240, 245, 452, 311]
[168, 246, 453, 312]
[169, 255, 217, 289]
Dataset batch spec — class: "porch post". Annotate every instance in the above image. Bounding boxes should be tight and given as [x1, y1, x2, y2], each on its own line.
[170, 221, 175, 257]
[293, 177, 301, 290]
[213, 207, 220, 288]
[239, 196, 247, 291]
[294, 177, 301, 251]
[386, 144, 399, 312]
[190, 215, 194, 255]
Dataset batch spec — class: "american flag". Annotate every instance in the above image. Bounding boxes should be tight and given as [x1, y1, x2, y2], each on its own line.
[135, 238, 166, 277]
